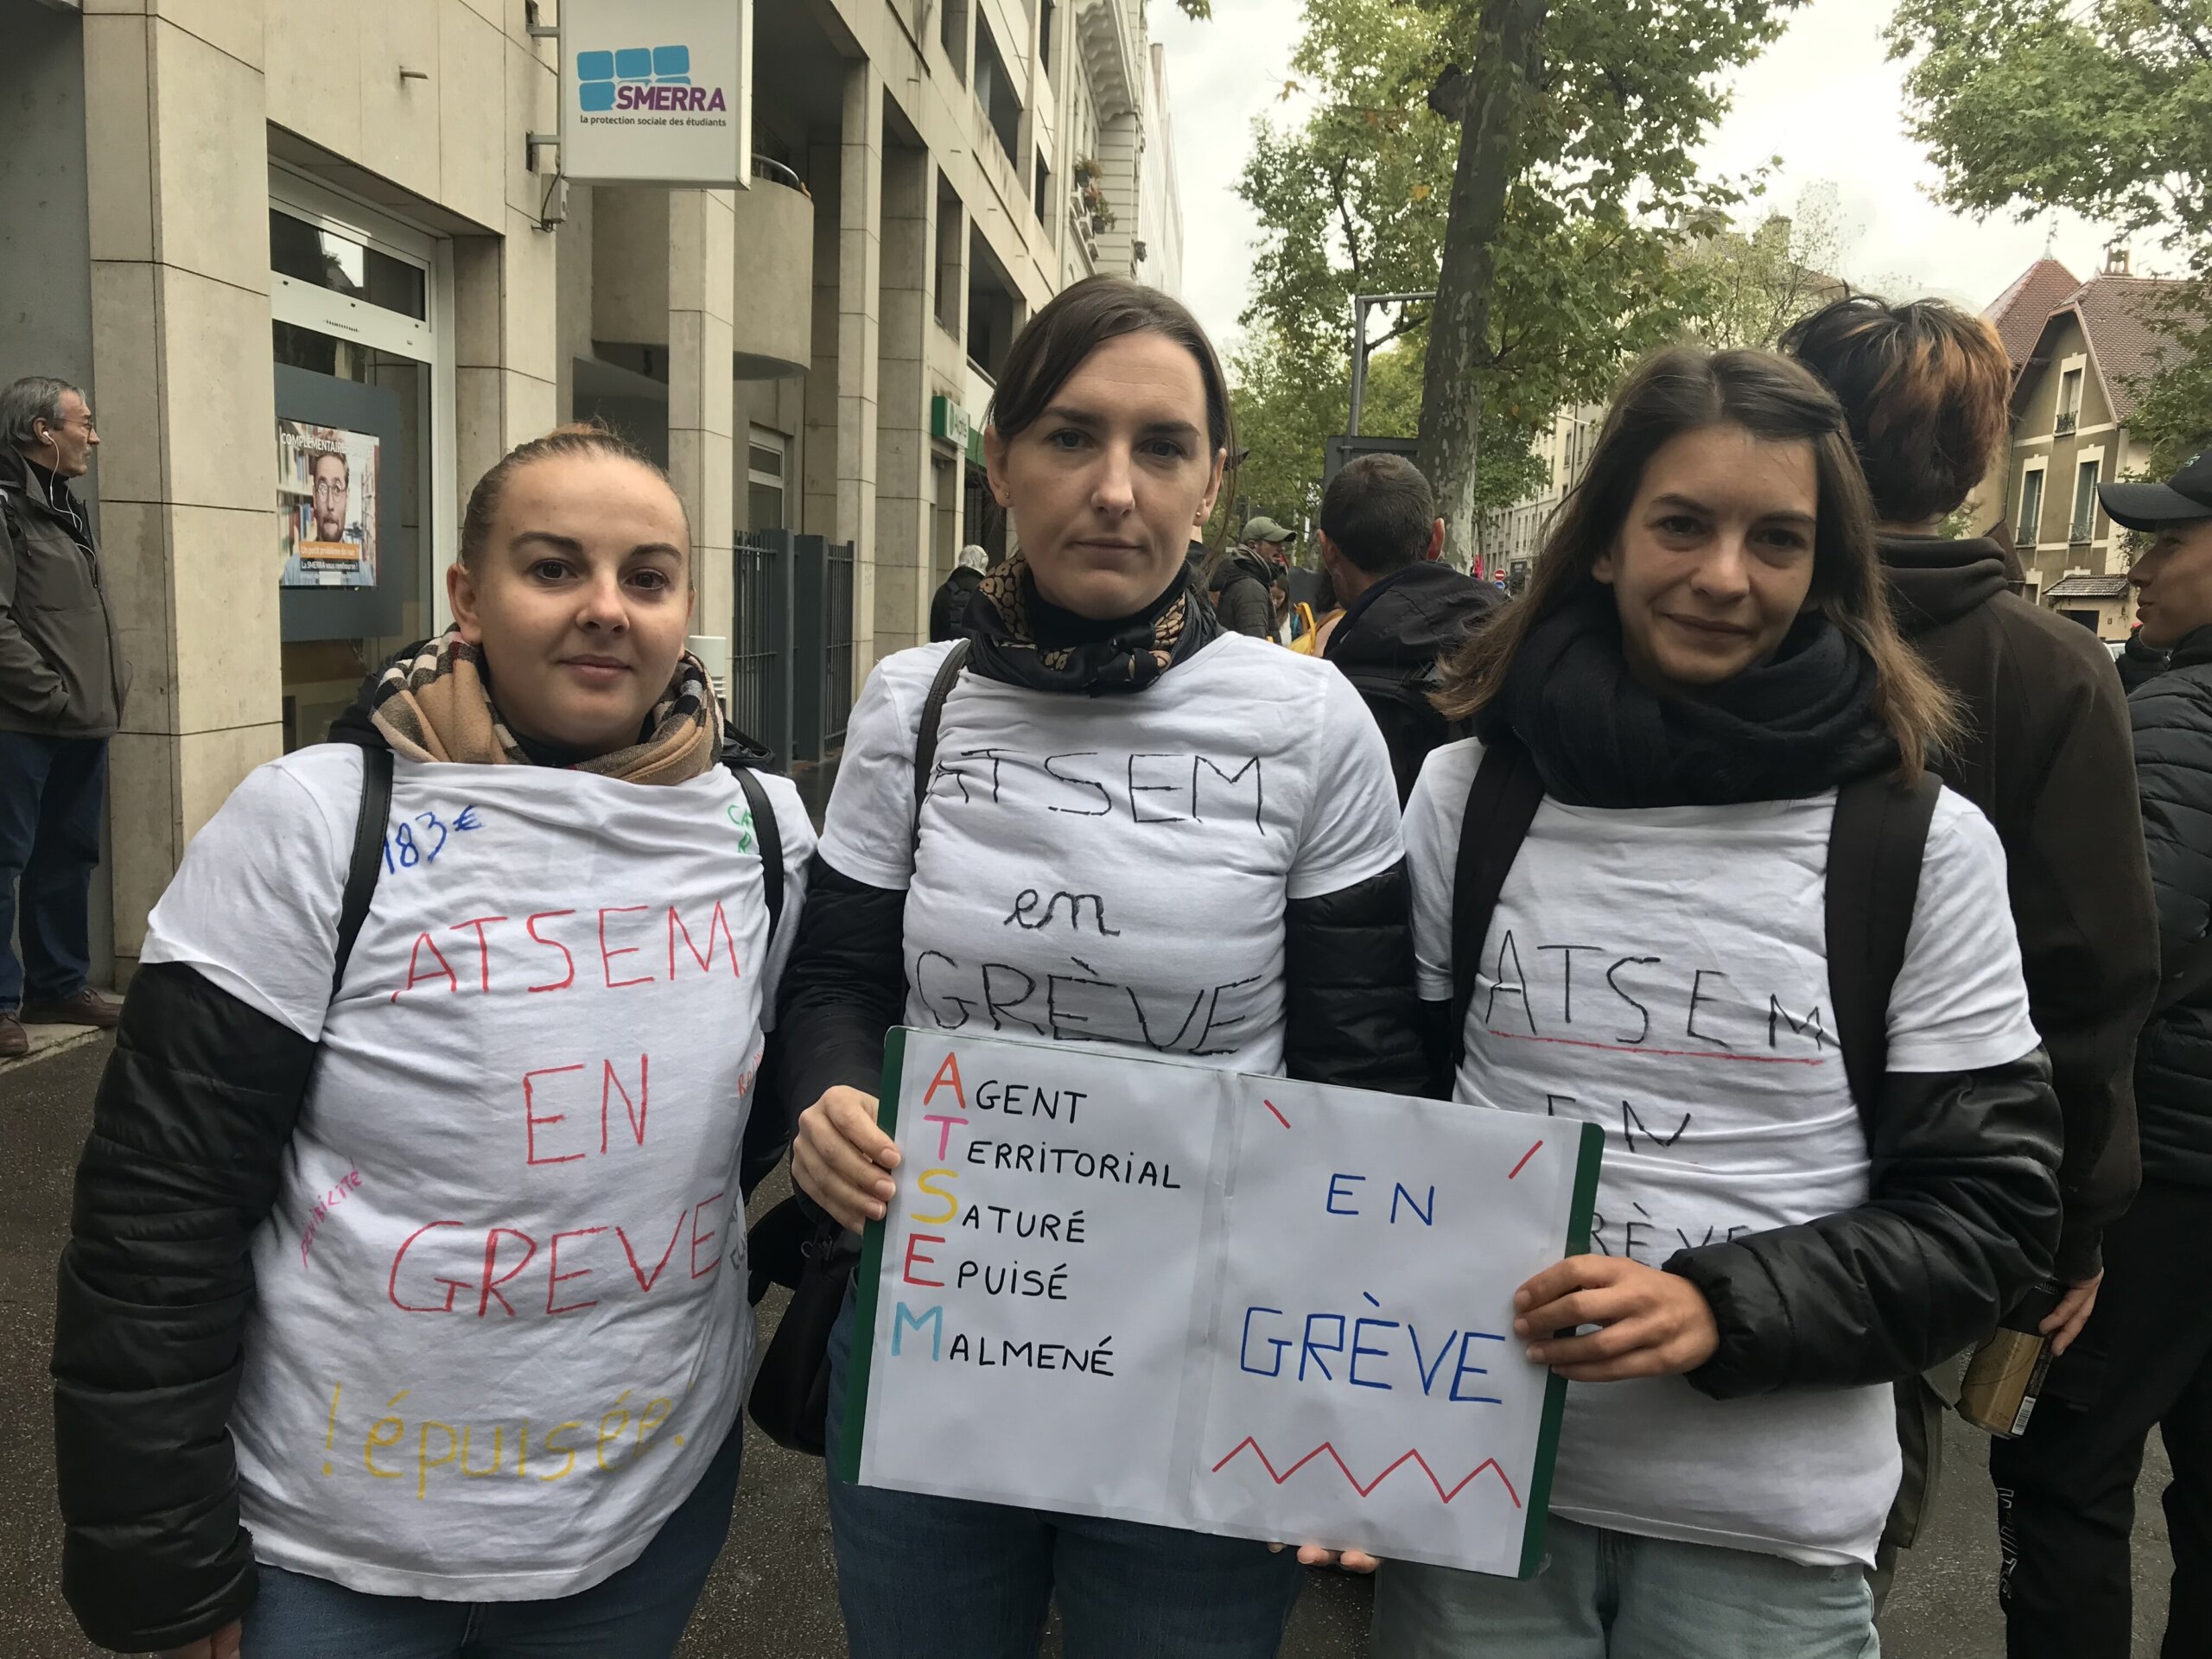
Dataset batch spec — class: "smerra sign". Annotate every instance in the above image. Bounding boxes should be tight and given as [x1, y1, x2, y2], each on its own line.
[558, 0, 752, 189]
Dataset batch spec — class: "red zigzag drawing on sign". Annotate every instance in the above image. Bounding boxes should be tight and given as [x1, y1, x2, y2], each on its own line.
[1210, 1438, 1522, 1508]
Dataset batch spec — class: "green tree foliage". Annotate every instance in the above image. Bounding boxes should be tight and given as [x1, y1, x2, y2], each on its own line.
[1232, 0, 1802, 560]
[1890, 0, 2212, 467]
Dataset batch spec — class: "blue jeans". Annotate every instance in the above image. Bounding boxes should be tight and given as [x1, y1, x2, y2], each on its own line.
[1369, 1516, 1879, 1659]
[238, 1418, 743, 1658]
[824, 1292, 1304, 1658]
[0, 732, 105, 1010]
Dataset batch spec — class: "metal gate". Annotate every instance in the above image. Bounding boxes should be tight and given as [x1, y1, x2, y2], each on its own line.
[733, 530, 855, 766]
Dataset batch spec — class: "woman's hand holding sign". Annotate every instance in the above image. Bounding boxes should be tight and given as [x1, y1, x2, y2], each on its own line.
[794, 1087, 901, 1231]
[1515, 1256, 1719, 1381]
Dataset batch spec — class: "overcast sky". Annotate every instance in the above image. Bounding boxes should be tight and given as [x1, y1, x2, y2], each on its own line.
[1154, 0, 2158, 358]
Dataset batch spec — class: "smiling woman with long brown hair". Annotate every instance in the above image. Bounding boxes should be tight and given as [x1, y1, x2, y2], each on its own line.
[1370, 347, 2063, 1657]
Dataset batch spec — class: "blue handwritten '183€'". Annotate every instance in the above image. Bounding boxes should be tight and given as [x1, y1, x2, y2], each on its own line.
[383, 807, 484, 874]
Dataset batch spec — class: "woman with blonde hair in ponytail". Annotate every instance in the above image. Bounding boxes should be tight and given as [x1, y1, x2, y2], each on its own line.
[54, 425, 813, 1658]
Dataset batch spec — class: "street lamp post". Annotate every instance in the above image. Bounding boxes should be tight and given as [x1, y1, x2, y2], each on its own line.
[1345, 289, 1437, 436]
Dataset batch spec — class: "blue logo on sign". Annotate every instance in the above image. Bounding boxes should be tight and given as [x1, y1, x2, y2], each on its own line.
[577, 45, 694, 111]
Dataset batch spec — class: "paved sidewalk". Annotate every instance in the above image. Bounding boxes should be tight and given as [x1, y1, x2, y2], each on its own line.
[0, 1035, 2177, 1657]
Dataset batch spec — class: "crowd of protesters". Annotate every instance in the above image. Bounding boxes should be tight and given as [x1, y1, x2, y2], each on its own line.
[26, 271, 2212, 1659]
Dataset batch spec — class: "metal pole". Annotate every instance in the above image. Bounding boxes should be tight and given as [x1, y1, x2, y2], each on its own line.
[1348, 296, 1371, 437]
[1346, 290, 1438, 440]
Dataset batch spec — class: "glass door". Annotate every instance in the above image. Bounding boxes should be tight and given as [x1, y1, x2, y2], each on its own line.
[267, 168, 455, 748]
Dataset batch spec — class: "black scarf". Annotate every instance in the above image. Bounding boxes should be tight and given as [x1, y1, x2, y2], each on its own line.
[1477, 590, 1897, 808]
[965, 552, 1221, 695]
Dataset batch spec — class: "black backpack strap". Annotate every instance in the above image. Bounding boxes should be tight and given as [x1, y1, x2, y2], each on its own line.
[1826, 769, 1942, 1127]
[730, 765, 785, 939]
[913, 640, 970, 855]
[1449, 736, 1547, 1066]
[333, 744, 395, 998]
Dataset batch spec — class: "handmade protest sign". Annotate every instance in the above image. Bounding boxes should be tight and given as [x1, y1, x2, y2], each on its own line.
[837, 1028, 1603, 1577]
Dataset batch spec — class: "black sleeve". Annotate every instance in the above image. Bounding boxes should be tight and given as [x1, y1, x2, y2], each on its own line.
[52, 963, 315, 1653]
[772, 855, 908, 1110]
[2010, 662, 2156, 1281]
[1282, 861, 1429, 1096]
[2134, 675, 2212, 969]
[1666, 1051, 2063, 1398]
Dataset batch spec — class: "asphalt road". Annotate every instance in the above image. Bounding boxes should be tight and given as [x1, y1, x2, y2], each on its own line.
[1, 1035, 2176, 1657]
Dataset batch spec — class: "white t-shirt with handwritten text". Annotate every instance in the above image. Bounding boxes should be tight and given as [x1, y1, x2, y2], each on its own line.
[139, 744, 814, 1600]
[1402, 737, 2039, 1568]
[818, 634, 1403, 1074]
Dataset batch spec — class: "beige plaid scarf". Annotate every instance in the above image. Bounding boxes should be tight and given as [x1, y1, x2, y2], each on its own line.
[365, 631, 723, 785]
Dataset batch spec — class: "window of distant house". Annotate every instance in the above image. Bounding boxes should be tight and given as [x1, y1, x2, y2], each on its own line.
[1040, 0, 1056, 74]
[973, 16, 1023, 170]
[1033, 155, 1052, 226]
[2057, 367, 2083, 435]
[2070, 457, 2100, 542]
[2018, 467, 2044, 547]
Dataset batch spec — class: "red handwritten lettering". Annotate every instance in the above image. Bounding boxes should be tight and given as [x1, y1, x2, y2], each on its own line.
[600, 1055, 649, 1152]
[450, 914, 508, 992]
[390, 932, 460, 1002]
[922, 1052, 969, 1110]
[478, 1228, 538, 1317]
[690, 1192, 725, 1280]
[523, 1065, 587, 1166]
[617, 1211, 688, 1293]
[902, 1232, 946, 1287]
[599, 906, 654, 989]
[546, 1226, 605, 1316]
[387, 1219, 467, 1312]
[525, 910, 577, 992]
[668, 901, 741, 980]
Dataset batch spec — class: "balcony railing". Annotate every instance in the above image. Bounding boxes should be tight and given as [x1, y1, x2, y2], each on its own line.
[2069, 518, 2095, 544]
[2056, 410, 2079, 435]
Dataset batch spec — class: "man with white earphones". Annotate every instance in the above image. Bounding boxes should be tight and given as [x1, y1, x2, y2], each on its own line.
[0, 376, 131, 1058]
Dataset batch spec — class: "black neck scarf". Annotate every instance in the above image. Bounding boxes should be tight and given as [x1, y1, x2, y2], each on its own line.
[965, 551, 1221, 696]
[1476, 589, 1897, 809]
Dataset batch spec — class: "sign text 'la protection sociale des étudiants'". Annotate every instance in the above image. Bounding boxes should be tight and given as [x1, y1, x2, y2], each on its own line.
[560, 0, 750, 189]
[841, 1028, 1604, 1578]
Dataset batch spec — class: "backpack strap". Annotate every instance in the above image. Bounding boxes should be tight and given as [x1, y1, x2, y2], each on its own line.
[729, 764, 785, 939]
[913, 640, 971, 855]
[1449, 735, 1547, 1066]
[1826, 769, 1942, 1127]
[333, 744, 395, 998]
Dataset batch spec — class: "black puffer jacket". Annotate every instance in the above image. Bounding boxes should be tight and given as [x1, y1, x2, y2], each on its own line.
[1669, 1054, 2062, 1395]
[2130, 626, 2212, 1188]
[1325, 562, 1501, 805]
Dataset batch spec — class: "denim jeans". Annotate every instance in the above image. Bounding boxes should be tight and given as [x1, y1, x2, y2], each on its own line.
[0, 732, 105, 1010]
[1369, 1515, 1879, 1659]
[238, 1418, 742, 1659]
[823, 1292, 1304, 1659]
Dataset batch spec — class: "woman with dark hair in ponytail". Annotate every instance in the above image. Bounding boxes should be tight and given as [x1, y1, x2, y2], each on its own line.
[54, 427, 813, 1658]
[1370, 348, 2063, 1656]
[776, 276, 1427, 1656]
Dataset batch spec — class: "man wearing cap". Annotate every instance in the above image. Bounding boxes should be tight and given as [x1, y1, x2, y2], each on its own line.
[1989, 448, 2212, 1658]
[1207, 517, 1292, 638]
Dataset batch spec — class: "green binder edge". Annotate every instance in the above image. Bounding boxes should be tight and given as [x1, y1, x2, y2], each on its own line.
[1515, 1118, 1606, 1580]
[830, 1025, 909, 1486]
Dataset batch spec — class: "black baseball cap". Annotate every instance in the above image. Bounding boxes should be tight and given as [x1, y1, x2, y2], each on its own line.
[2101, 449, 2212, 531]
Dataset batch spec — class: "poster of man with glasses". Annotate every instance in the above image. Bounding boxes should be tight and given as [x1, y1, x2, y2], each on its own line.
[277, 418, 378, 588]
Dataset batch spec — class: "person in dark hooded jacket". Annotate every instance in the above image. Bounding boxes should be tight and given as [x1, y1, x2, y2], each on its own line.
[1317, 454, 1500, 803]
[1787, 296, 2161, 1608]
[1977, 450, 2212, 1659]
[1208, 518, 1290, 637]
